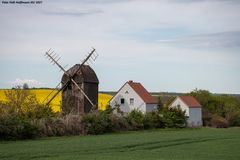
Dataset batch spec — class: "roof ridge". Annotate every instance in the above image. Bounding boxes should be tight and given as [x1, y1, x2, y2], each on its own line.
[178, 95, 201, 108]
[128, 81, 157, 104]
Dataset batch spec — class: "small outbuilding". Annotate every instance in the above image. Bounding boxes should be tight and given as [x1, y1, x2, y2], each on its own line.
[169, 96, 202, 127]
[109, 80, 157, 113]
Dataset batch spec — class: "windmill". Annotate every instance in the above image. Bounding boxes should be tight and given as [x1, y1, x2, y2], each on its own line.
[43, 48, 99, 114]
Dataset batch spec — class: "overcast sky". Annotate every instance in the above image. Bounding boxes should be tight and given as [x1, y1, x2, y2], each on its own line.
[0, 0, 240, 94]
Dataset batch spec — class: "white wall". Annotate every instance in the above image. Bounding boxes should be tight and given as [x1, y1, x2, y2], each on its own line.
[146, 104, 157, 112]
[189, 108, 202, 127]
[169, 97, 202, 127]
[109, 83, 146, 112]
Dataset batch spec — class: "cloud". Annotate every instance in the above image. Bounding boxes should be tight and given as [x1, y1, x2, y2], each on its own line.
[79, 0, 132, 3]
[43, 8, 102, 17]
[10, 79, 43, 88]
[49, 0, 132, 4]
[157, 31, 240, 49]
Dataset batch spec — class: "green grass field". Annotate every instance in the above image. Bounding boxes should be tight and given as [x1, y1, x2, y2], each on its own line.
[0, 128, 240, 160]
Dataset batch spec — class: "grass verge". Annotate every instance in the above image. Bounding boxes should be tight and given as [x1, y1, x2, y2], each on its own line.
[0, 127, 240, 160]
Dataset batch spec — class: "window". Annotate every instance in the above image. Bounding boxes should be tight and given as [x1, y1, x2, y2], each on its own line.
[120, 98, 125, 104]
[130, 98, 134, 105]
[177, 104, 180, 109]
[67, 85, 72, 90]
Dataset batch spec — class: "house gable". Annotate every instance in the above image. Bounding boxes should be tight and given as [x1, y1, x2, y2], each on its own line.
[109, 80, 157, 113]
[128, 81, 157, 104]
[109, 82, 146, 112]
[169, 97, 190, 116]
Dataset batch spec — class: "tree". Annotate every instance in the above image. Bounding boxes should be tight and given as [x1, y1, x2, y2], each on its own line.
[165, 96, 176, 107]
[23, 83, 29, 90]
[2, 86, 55, 119]
[157, 96, 163, 111]
[189, 89, 212, 107]
[4, 86, 32, 114]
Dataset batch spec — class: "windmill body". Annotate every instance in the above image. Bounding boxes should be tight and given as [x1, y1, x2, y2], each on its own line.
[43, 48, 99, 115]
[61, 64, 99, 114]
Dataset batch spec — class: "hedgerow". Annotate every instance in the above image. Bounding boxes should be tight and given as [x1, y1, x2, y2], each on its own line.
[81, 106, 187, 135]
[0, 88, 187, 139]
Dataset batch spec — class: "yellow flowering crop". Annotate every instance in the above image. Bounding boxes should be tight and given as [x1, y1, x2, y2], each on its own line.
[0, 89, 112, 112]
[98, 93, 113, 110]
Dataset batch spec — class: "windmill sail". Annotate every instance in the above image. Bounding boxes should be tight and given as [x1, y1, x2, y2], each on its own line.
[43, 48, 98, 110]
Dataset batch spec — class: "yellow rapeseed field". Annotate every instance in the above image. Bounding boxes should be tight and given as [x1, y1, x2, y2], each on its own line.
[98, 93, 113, 110]
[0, 89, 112, 112]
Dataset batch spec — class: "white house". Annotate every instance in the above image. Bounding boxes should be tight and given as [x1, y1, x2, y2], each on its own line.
[109, 80, 157, 113]
[169, 96, 203, 127]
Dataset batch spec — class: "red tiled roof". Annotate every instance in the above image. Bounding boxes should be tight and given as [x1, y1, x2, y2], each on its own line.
[179, 96, 202, 108]
[128, 81, 157, 104]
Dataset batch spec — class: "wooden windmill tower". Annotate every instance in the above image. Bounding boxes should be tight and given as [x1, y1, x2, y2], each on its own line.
[43, 48, 99, 114]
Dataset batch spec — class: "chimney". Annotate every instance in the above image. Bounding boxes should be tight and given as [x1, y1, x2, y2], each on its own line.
[129, 80, 133, 83]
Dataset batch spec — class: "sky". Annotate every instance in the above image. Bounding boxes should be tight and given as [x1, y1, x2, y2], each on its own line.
[0, 0, 240, 94]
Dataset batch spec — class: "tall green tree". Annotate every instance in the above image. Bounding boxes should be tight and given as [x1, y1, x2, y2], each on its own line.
[189, 88, 240, 126]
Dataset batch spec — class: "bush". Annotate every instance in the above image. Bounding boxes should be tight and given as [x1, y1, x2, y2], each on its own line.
[225, 112, 240, 127]
[1, 88, 56, 120]
[38, 114, 83, 137]
[0, 114, 40, 140]
[161, 107, 187, 128]
[202, 108, 212, 126]
[81, 106, 187, 135]
[211, 115, 229, 128]
[144, 112, 165, 129]
[228, 116, 240, 127]
[126, 110, 144, 130]
[38, 117, 66, 136]
[81, 107, 131, 135]
[109, 114, 130, 132]
[63, 114, 83, 135]
[143, 112, 154, 129]
[82, 110, 112, 135]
